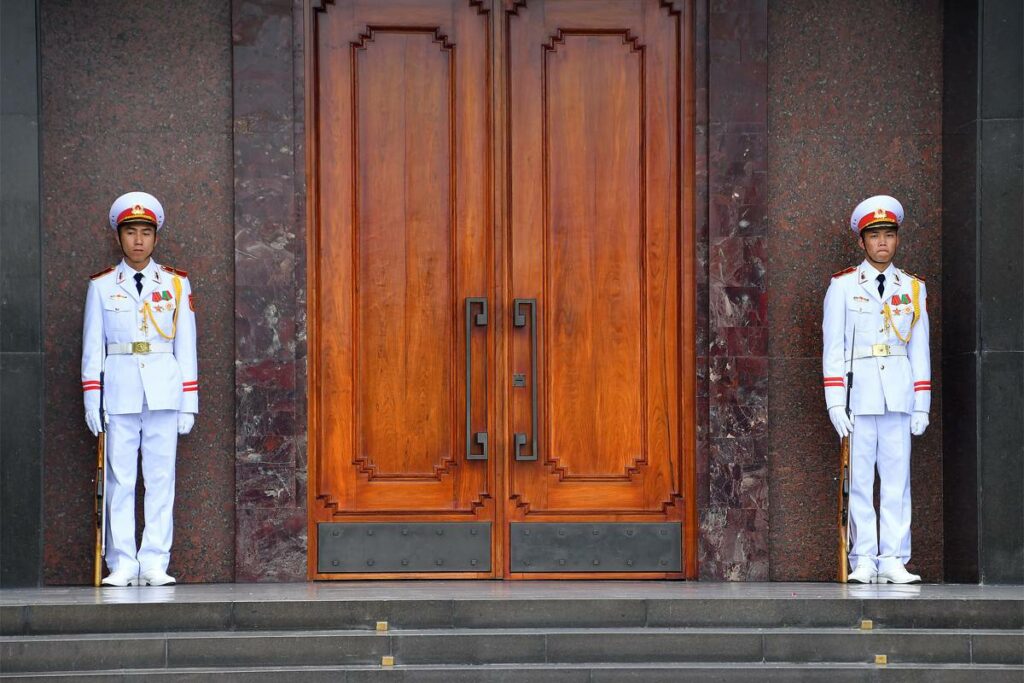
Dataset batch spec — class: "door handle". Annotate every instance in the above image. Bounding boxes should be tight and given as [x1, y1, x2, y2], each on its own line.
[513, 298, 538, 461]
[465, 297, 488, 460]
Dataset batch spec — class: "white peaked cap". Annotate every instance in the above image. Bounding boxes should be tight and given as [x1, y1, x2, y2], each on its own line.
[850, 195, 904, 234]
[109, 191, 165, 231]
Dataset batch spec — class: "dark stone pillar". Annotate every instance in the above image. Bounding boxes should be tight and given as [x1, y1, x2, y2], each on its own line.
[232, 0, 307, 581]
[942, 0, 1023, 584]
[699, 0, 770, 582]
[0, 0, 44, 587]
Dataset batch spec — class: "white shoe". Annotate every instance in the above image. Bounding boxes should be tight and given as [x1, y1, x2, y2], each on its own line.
[847, 564, 876, 584]
[100, 568, 139, 587]
[139, 568, 176, 586]
[876, 564, 921, 584]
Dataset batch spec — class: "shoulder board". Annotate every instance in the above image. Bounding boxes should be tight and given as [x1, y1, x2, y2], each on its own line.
[901, 269, 925, 282]
[160, 265, 189, 278]
[831, 266, 857, 279]
[90, 266, 116, 280]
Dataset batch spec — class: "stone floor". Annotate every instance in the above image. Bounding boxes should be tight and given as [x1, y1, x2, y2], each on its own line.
[2, 581, 1019, 607]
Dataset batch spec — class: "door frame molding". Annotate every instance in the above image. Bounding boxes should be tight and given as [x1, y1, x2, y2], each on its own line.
[303, 0, 698, 580]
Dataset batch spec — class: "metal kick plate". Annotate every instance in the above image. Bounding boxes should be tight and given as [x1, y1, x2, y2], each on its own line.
[511, 522, 681, 572]
[318, 522, 491, 573]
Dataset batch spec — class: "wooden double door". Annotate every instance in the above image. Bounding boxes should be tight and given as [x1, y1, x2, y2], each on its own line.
[306, 0, 697, 579]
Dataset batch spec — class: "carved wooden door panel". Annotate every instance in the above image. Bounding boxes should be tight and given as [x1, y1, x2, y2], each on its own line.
[503, 0, 695, 578]
[307, 0, 696, 579]
[307, 0, 498, 578]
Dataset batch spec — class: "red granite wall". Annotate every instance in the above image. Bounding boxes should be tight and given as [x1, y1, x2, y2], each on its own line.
[767, 0, 944, 580]
[39, 0, 235, 583]
[37, 0, 944, 584]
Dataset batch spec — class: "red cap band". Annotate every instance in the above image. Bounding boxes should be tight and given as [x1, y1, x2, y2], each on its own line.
[116, 204, 158, 227]
[857, 209, 899, 231]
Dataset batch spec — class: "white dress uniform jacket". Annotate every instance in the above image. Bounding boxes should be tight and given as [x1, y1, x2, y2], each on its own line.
[822, 261, 931, 415]
[82, 260, 199, 415]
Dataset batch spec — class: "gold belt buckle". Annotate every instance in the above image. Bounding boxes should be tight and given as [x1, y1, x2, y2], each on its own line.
[131, 341, 151, 354]
[871, 343, 891, 357]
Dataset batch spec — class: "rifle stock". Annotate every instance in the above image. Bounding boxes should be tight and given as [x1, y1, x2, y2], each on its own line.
[838, 433, 850, 582]
[94, 431, 105, 587]
[838, 326, 855, 583]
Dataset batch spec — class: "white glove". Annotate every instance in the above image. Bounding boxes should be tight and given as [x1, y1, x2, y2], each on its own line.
[85, 410, 102, 438]
[910, 411, 929, 436]
[177, 413, 195, 435]
[828, 406, 854, 439]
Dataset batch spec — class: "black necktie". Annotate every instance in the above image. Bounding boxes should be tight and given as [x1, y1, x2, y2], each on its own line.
[134, 272, 143, 295]
[876, 273, 885, 299]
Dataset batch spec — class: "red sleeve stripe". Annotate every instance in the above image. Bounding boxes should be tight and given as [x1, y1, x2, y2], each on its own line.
[82, 381, 101, 392]
[823, 382, 846, 388]
[823, 376, 844, 381]
[914, 381, 931, 386]
[183, 380, 198, 386]
[914, 386, 931, 392]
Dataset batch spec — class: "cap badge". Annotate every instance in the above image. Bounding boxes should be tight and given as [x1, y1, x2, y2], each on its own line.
[131, 204, 146, 217]
[874, 208, 887, 220]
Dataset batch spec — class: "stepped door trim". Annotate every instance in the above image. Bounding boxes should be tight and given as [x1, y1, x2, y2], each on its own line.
[305, 0, 698, 580]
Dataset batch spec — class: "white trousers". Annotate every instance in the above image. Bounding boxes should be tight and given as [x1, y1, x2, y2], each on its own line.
[848, 411, 912, 571]
[104, 404, 178, 575]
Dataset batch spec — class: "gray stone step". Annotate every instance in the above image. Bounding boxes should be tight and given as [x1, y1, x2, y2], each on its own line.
[3, 596, 1022, 635]
[3, 627, 1021, 673]
[2, 662, 1024, 683]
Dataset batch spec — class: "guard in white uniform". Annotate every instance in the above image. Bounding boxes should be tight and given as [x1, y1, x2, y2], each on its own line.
[822, 195, 930, 584]
[82, 191, 198, 586]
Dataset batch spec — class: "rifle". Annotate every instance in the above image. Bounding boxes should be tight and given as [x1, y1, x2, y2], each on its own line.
[837, 330, 855, 582]
[93, 371, 107, 586]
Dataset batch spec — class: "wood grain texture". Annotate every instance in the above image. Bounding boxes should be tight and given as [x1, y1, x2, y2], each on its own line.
[308, 0, 495, 539]
[505, 0, 687, 527]
[306, 0, 696, 580]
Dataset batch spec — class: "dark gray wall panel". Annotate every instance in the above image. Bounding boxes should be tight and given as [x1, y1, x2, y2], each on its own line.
[941, 353, 979, 582]
[979, 118, 1024, 352]
[980, 0, 1023, 119]
[942, 0, 1024, 584]
[0, 0, 44, 587]
[940, 128, 978, 358]
[979, 352, 1024, 583]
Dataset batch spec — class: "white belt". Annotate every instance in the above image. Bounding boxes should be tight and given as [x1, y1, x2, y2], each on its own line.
[848, 344, 907, 361]
[107, 342, 173, 355]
